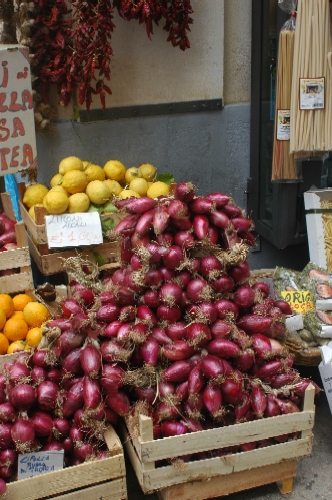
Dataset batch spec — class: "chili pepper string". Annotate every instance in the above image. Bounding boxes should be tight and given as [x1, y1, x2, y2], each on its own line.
[69, 0, 115, 112]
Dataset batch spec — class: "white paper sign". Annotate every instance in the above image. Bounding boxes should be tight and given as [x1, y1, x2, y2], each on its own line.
[18, 451, 64, 480]
[45, 212, 103, 248]
[0, 45, 37, 176]
[300, 77, 325, 110]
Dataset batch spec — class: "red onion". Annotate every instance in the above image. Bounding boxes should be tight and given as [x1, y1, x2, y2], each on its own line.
[264, 322, 286, 340]
[209, 210, 230, 229]
[190, 197, 213, 214]
[181, 418, 204, 432]
[174, 231, 195, 249]
[151, 327, 172, 345]
[203, 383, 223, 414]
[170, 217, 192, 231]
[120, 235, 133, 264]
[0, 424, 13, 449]
[188, 363, 204, 396]
[156, 401, 181, 422]
[160, 421, 188, 437]
[104, 321, 122, 338]
[176, 380, 189, 401]
[162, 360, 191, 382]
[237, 314, 272, 335]
[156, 232, 174, 246]
[270, 371, 298, 388]
[174, 182, 195, 203]
[101, 340, 129, 363]
[274, 300, 293, 315]
[222, 203, 242, 218]
[165, 322, 187, 341]
[159, 282, 182, 307]
[63, 378, 84, 417]
[186, 322, 211, 348]
[186, 278, 212, 304]
[160, 266, 176, 281]
[61, 298, 85, 317]
[0, 449, 17, 468]
[158, 381, 175, 398]
[46, 367, 62, 385]
[210, 320, 232, 339]
[163, 245, 184, 270]
[234, 349, 254, 372]
[69, 424, 84, 444]
[292, 379, 321, 398]
[233, 285, 255, 308]
[130, 254, 143, 271]
[206, 338, 241, 358]
[205, 192, 229, 207]
[200, 256, 222, 279]
[8, 362, 31, 386]
[252, 281, 270, 298]
[83, 376, 101, 409]
[0, 477, 6, 495]
[117, 323, 133, 342]
[37, 380, 60, 411]
[135, 209, 155, 236]
[125, 197, 157, 214]
[53, 417, 71, 439]
[229, 261, 250, 283]
[192, 214, 209, 239]
[251, 385, 267, 418]
[231, 216, 252, 232]
[211, 274, 235, 293]
[140, 338, 160, 366]
[11, 419, 35, 453]
[33, 349, 58, 369]
[215, 299, 239, 320]
[258, 360, 283, 378]
[131, 233, 150, 249]
[153, 205, 170, 235]
[265, 394, 281, 417]
[74, 442, 96, 463]
[0, 403, 15, 423]
[47, 318, 73, 332]
[157, 304, 182, 322]
[96, 304, 121, 323]
[201, 354, 225, 379]
[167, 199, 188, 219]
[234, 391, 251, 421]
[137, 305, 158, 326]
[174, 270, 191, 289]
[80, 343, 101, 379]
[143, 290, 160, 308]
[251, 334, 272, 359]
[54, 330, 86, 357]
[100, 364, 125, 396]
[10, 384, 36, 410]
[62, 348, 83, 378]
[163, 340, 194, 361]
[134, 387, 157, 403]
[145, 243, 163, 264]
[106, 390, 130, 416]
[31, 411, 53, 437]
[186, 302, 218, 324]
[114, 213, 140, 236]
[144, 268, 163, 286]
[275, 398, 300, 414]
[71, 282, 95, 306]
[220, 378, 244, 405]
[99, 290, 118, 305]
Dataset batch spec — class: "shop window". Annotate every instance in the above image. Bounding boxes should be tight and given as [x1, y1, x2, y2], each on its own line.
[249, 0, 332, 250]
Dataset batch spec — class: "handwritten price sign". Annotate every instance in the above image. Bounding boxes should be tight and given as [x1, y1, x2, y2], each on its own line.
[45, 212, 103, 248]
[18, 450, 64, 479]
[280, 289, 315, 316]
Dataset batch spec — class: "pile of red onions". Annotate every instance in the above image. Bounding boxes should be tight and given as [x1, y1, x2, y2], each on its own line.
[0, 183, 321, 483]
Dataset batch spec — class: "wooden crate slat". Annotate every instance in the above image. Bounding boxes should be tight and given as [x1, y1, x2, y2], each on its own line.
[50, 478, 127, 500]
[122, 431, 311, 493]
[0, 247, 31, 270]
[0, 272, 34, 294]
[0, 353, 20, 370]
[1, 192, 16, 221]
[133, 410, 314, 463]
[156, 459, 298, 500]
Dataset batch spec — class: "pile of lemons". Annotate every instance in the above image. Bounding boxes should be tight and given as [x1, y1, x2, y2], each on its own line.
[23, 157, 171, 216]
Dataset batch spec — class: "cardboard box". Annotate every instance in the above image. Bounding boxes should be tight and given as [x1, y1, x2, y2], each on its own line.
[304, 188, 332, 271]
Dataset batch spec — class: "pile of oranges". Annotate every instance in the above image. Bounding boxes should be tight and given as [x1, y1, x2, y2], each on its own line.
[0, 293, 50, 355]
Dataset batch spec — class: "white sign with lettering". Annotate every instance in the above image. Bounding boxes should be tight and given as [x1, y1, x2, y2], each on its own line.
[0, 45, 37, 176]
[18, 451, 64, 480]
[45, 212, 103, 248]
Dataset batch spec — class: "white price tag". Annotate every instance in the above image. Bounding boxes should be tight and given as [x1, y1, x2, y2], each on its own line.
[18, 451, 64, 480]
[45, 212, 103, 248]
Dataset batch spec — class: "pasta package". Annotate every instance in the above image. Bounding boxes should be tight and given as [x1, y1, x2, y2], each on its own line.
[304, 310, 332, 339]
[299, 262, 332, 310]
[272, 0, 297, 180]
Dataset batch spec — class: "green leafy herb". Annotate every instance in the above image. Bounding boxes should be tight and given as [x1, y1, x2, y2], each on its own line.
[92, 251, 105, 266]
[156, 172, 174, 185]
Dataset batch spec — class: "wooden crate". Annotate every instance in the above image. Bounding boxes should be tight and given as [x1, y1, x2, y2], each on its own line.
[4, 426, 127, 500]
[0, 193, 34, 294]
[119, 385, 315, 497]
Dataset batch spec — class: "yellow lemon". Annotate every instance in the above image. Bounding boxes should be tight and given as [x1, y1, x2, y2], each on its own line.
[28, 204, 44, 221]
[50, 185, 69, 197]
[125, 167, 142, 184]
[50, 173, 63, 187]
[7, 340, 26, 354]
[118, 190, 140, 199]
[138, 163, 157, 182]
[26, 327, 43, 348]
[59, 156, 83, 175]
[62, 170, 88, 194]
[147, 181, 170, 199]
[43, 190, 69, 214]
[68, 193, 90, 213]
[86, 180, 111, 205]
[104, 160, 126, 182]
[23, 302, 50, 328]
[23, 184, 49, 209]
[104, 179, 122, 197]
[84, 164, 105, 182]
[129, 178, 149, 196]
[82, 160, 91, 169]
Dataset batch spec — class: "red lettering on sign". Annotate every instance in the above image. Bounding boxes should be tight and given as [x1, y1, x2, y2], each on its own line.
[0, 119, 9, 141]
[0, 148, 10, 170]
[0, 94, 7, 112]
[0, 62, 8, 88]
[10, 146, 19, 167]
[12, 117, 25, 138]
[21, 90, 33, 110]
[21, 144, 33, 166]
[9, 92, 21, 112]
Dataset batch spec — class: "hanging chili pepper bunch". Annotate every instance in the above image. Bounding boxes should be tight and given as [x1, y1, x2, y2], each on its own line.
[68, 0, 115, 112]
[113, 0, 193, 49]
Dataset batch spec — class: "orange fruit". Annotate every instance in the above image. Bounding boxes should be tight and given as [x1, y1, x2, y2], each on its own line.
[23, 302, 50, 328]
[26, 327, 43, 348]
[10, 311, 25, 319]
[0, 309, 6, 330]
[7, 340, 26, 354]
[3, 317, 29, 342]
[0, 333, 9, 355]
[13, 294, 33, 311]
[0, 294, 14, 318]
